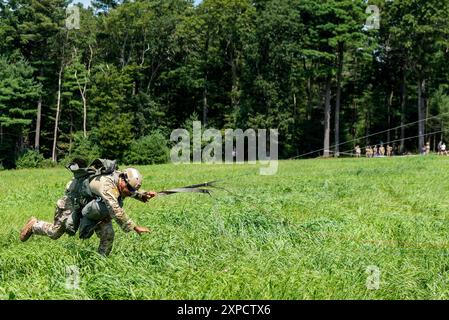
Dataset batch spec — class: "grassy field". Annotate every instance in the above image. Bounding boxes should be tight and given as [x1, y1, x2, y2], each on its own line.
[2, 156, 449, 299]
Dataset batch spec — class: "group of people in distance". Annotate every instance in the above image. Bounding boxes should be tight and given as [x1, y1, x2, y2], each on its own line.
[437, 141, 448, 155]
[353, 140, 449, 158]
[355, 144, 393, 158]
[421, 141, 449, 156]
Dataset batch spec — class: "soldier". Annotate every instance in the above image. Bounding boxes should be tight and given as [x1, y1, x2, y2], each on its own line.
[442, 143, 448, 156]
[355, 145, 361, 158]
[424, 142, 430, 155]
[20, 167, 156, 256]
[18, 180, 81, 242]
[386, 145, 393, 157]
[379, 145, 385, 157]
[366, 146, 373, 158]
[372, 145, 378, 157]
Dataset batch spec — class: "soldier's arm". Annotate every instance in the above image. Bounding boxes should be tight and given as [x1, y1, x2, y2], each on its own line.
[131, 191, 147, 203]
[131, 190, 157, 203]
[99, 179, 137, 233]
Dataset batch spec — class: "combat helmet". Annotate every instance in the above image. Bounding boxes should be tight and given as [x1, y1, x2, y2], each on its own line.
[123, 168, 143, 192]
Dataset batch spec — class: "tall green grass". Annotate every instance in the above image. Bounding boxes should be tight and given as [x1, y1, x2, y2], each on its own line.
[1, 157, 449, 299]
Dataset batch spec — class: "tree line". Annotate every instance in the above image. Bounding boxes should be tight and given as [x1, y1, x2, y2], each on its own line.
[0, 0, 448, 168]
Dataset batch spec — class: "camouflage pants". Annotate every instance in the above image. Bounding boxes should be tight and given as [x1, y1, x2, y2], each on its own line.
[78, 199, 118, 256]
[32, 196, 115, 256]
[32, 196, 76, 240]
[94, 220, 115, 256]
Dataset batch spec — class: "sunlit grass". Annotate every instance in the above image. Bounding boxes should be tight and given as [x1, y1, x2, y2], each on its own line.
[1, 156, 449, 299]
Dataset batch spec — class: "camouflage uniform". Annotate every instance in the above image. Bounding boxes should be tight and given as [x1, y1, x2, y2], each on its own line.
[32, 180, 82, 239]
[386, 145, 393, 157]
[33, 171, 146, 256]
[366, 147, 373, 158]
[73, 173, 124, 256]
[78, 172, 148, 255]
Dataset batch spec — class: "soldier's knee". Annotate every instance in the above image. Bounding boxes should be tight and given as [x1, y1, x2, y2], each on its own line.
[48, 226, 66, 240]
[98, 231, 114, 256]
[102, 226, 115, 241]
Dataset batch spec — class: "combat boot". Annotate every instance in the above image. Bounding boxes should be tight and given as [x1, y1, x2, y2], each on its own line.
[20, 217, 37, 242]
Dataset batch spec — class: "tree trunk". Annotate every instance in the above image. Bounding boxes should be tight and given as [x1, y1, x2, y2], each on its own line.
[84, 45, 93, 138]
[82, 94, 87, 138]
[323, 75, 332, 158]
[203, 31, 210, 127]
[417, 77, 425, 151]
[424, 84, 429, 139]
[366, 111, 370, 145]
[387, 89, 394, 143]
[75, 45, 93, 139]
[203, 84, 208, 127]
[69, 111, 73, 154]
[433, 134, 436, 152]
[307, 77, 312, 121]
[293, 92, 297, 127]
[230, 52, 238, 110]
[334, 42, 344, 157]
[34, 69, 43, 151]
[303, 59, 313, 121]
[52, 65, 64, 163]
[400, 68, 407, 154]
[227, 38, 240, 114]
[293, 92, 299, 155]
[35, 96, 42, 151]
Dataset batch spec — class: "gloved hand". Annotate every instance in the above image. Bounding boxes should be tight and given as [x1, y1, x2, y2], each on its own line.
[134, 226, 151, 234]
[141, 191, 157, 203]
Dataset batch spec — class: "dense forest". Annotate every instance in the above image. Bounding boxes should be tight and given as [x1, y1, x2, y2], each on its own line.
[0, 0, 448, 168]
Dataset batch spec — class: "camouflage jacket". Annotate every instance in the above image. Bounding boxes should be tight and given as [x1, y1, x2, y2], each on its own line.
[88, 172, 146, 232]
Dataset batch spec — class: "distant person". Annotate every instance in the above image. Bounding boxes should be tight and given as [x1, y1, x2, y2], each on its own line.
[421, 144, 427, 155]
[365, 146, 373, 158]
[425, 142, 431, 155]
[386, 145, 393, 157]
[372, 145, 378, 157]
[355, 145, 361, 158]
[379, 145, 385, 157]
[442, 143, 447, 156]
[438, 141, 443, 155]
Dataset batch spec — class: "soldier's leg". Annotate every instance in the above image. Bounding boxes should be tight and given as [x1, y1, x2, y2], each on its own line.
[32, 196, 73, 240]
[94, 220, 115, 256]
[79, 199, 110, 239]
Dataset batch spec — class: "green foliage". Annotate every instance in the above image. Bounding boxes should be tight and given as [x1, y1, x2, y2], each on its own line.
[3, 158, 449, 298]
[92, 113, 134, 162]
[0, 56, 41, 128]
[0, 55, 42, 168]
[89, 64, 132, 121]
[125, 131, 170, 165]
[62, 132, 101, 166]
[1, 0, 449, 163]
[15, 150, 45, 169]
